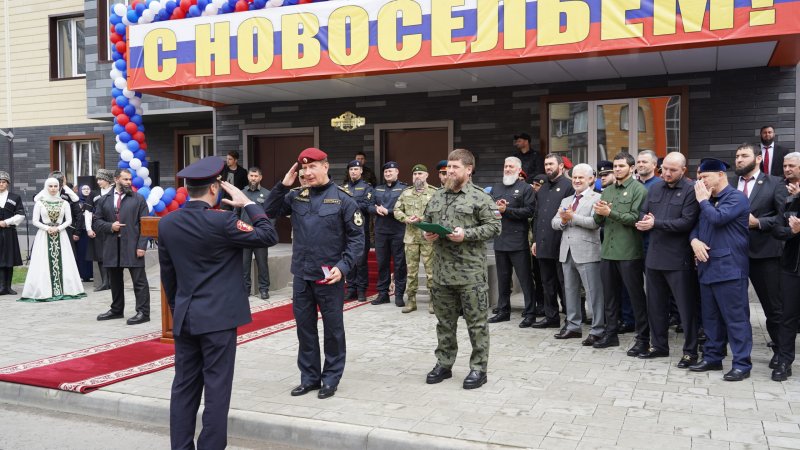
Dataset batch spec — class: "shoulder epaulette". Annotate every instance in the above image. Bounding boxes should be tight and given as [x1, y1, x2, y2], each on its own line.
[337, 185, 353, 196]
[290, 187, 302, 191]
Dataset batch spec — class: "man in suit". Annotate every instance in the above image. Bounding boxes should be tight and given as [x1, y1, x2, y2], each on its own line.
[731, 143, 787, 369]
[488, 157, 536, 327]
[0, 171, 24, 295]
[159, 156, 277, 450]
[93, 169, 151, 325]
[551, 163, 604, 343]
[531, 154, 574, 328]
[689, 158, 752, 381]
[635, 153, 700, 366]
[759, 125, 789, 178]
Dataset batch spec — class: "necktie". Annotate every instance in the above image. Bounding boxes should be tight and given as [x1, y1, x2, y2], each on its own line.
[115, 193, 123, 221]
[763, 146, 770, 174]
[570, 194, 582, 211]
[741, 177, 752, 198]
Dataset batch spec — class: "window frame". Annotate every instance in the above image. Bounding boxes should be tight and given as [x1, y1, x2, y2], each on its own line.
[98, 0, 130, 63]
[49, 135, 106, 185]
[49, 13, 86, 81]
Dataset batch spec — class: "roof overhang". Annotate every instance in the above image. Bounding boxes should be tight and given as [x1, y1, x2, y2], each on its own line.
[127, 0, 800, 107]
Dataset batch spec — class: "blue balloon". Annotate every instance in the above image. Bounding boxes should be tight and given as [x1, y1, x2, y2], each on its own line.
[134, 149, 147, 160]
[114, 59, 127, 71]
[165, 0, 177, 13]
[116, 96, 129, 107]
[135, 3, 146, 14]
[198, 0, 208, 8]
[253, 0, 266, 8]
[114, 23, 127, 35]
[138, 186, 151, 199]
[110, 13, 121, 25]
[123, 105, 136, 116]
[119, 131, 132, 143]
[130, 114, 143, 125]
[111, 87, 122, 98]
[126, 11, 139, 23]
[162, 187, 176, 203]
[127, 140, 140, 151]
[153, 200, 166, 212]
[113, 124, 124, 135]
[220, 2, 232, 13]
[140, 159, 149, 168]
[132, 176, 144, 188]
[188, 5, 200, 16]
[118, 160, 130, 169]
[134, 91, 142, 98]
[111, 50, 122, 61]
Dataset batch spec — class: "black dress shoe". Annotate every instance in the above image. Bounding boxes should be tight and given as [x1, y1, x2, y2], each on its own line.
[97, 310, 124, 321]
[491, 307, 499, 314]
[318, 384, 337, 399]
[426, 364, 453, 384]
[371, 294, 390, 305]
[772, 363, 792, 382]
[554, 329, 582, 339]
[260, 291, 270, 300]
[530, 318, 560, 329]
[582, 335, 600, 346]
[291, 383, 321, 396]
[395, 296, 405, 307]
[769, 354, 781, 369]
[626, 343, 649, 357]
[488, 314, 510, 324]
[677, 354, 698, 369]
[357, 291, 367, 302]
[518, 317, 535, 328]
[637, 348, 669, 359]
[723, 368, 750, 381]
[94, 284, 111, 292]
[689, 360, 723, 372]
[592, 333, 620, 348]
[345, 290, 358, 300]
[5, 288, 17, 295]
[462, 370, 487, 390]
[126, 312, 150, 325]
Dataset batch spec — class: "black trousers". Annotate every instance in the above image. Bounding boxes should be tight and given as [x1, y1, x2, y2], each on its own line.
[108, 266, 150, 316]
[170, 327, 237, 450]
[495, 249, 535, 318]
[646, 268, 699, 356]
[602, 259, 648, 344]
[531, 256, 545, 310]
[538, 257, 563, 321]
[293, 278, 346, 387]
[749, 257, 783, 347]
[776, 271, 800, 365]
[346, 231, 370, 292]
[375, 232, 406, 296]
[242, 246, 270, 294]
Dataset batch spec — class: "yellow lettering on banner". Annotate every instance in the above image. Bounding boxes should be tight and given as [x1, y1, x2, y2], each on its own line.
[750, 0, 776, 26]
[237, 18, 274, 74]
[503, 0, 526, 50]
[473, 0, 497, 53]
[143, 29, 177, 82]
[537, 0, 590, 46]
[654, 0, 734, 35]
[328, 6, 370, 66]
[377, 0, 422, 62]
[196, 22, 231, 77]
[602, 0, 644, 40]
[282, 13, 321, 70]
[432, 0, 466, 57]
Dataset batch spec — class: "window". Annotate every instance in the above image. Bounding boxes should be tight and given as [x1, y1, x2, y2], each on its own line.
[49, 15, 85, 79]
[183, 135, 214, 167]
[59, 140, 102, 184]
[620, 106, 647, 132]
[100, 0, 129, 62]
[666, 96, 681, 153]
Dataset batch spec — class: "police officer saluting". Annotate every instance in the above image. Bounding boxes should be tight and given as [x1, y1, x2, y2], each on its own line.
[342, 159, 374, 302]
[369, 161, 408, 306]
[264, 148, 364, 400]
[158, 156, 278, 450]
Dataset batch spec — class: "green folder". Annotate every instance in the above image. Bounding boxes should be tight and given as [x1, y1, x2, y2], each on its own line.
[413, 221, 453, 237]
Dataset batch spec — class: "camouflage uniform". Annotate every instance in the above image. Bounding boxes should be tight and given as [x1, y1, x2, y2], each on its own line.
[423, 182, 501, 371]
[393, 183, 438, 313]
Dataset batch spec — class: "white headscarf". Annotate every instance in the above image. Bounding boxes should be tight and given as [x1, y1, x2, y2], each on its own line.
[38, 178, 64, 203]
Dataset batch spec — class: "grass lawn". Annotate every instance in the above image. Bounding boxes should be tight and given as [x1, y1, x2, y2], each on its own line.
[12, 267, 27, 285]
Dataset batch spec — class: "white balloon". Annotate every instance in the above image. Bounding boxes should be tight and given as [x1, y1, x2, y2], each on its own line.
[115, 135, 121, 143]
[122, 88, 136, 99]
[113, 3, 127, 16]
[129, 97, 142, 107]
[120, 149, 134, 162]
[150, 186, 164, 199]
[267, 0, 284, 7]
[114, 77, 127, 89]
[149, 1, 161, 11]
[140, 10, 154, 23]
[122, 16, 131, 26]
[147, 203, 153, 213]
[205, 4, 218, 14]
[115, 142, 127, 153]
[129, 158, 142, 170]
[212, 0, 225, 7]
[110, 68, 122, 79]
[136, 167, 150, 179]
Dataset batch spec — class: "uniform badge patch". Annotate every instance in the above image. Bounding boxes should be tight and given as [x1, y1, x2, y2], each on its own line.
[300, 188, 310, 198]
[354, 211, 364, 226]
[236, 220, 254, 232]
[493, 210, 502, 219]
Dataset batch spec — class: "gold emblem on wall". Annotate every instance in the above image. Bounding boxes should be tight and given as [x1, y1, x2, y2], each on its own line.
[331, 111, 366, 132]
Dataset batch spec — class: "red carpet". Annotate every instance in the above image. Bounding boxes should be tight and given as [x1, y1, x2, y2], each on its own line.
[0, 298, 369, 393]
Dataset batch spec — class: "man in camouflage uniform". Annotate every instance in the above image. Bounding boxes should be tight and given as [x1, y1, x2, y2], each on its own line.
[394, 164, 438, 314]
[423, 149, 502, 390]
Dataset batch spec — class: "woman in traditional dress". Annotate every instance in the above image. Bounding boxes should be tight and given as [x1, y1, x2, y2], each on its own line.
[75, 185, 94, 282]
[19, 178, 86, 302]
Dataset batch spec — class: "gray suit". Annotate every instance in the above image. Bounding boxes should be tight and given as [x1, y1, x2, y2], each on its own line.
[552, 189, 604, 335]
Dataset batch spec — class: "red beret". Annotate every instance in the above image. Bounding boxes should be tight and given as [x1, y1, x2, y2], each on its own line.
[297, 148, 328, 165]
[562, 156, 574, 170]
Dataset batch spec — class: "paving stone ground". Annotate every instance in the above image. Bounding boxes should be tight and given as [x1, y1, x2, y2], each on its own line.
[1, 249, 799, 449]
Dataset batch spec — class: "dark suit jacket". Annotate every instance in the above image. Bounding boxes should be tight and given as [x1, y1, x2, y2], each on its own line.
[158, 202, 277, 336]
[690, 186, 750, 284]
[533, 175, 574, 259]
[757, 143, 789, 178]
[729, 172, 787, 259]
[491, 179, 535, 252]
[93, 191, 149, 267]
[640, 177, 699, 271]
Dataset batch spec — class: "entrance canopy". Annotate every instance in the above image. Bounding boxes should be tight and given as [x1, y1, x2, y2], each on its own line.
[127, 0, 800, 107]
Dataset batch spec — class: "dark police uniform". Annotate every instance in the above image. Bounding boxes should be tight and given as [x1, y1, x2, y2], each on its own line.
[691, 178, 752, 374]
[342, 161, 374, 300]
[159, 157, 278, 450]
[0, 173, 24, 295]
[264, 149, 364, 397]
[369, 162, 408, 305]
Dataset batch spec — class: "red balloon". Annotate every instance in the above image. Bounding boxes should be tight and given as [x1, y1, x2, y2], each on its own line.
[177, 187, 188, 196]
[167, 200, 179, 212]
[235, 1, 248, 11]
[133, 131, 146, 143]
[132, 186, 138, 193]
[156, 209, 168, 217]
[115, 41, 126, 54]
[110, 32, 121, 44]
[117, 114, 130, 126]
[180, 0, 191, 11]
[111, 98, 117, 106]
[125, 122, 138, 134]
[140, 142, 148, 150]
[174, 193, 186, 204]
[111, 105, 123, 116]
[171, 8, 185, 19]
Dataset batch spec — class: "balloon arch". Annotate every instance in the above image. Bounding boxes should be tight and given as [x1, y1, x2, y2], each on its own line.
[108, 0, 327, 216]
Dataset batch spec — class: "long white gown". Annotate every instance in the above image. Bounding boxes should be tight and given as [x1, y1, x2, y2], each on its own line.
[19, 199, 86, 302]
